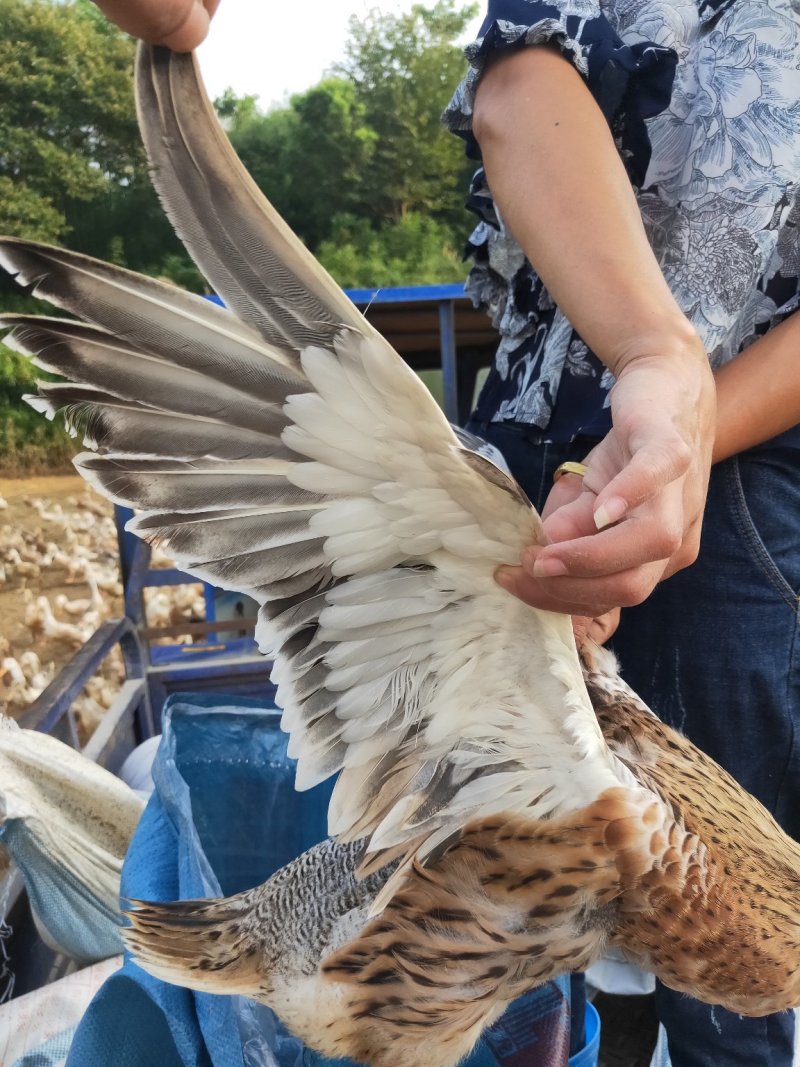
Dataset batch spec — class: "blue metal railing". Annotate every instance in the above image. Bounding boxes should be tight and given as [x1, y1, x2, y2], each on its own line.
[18, 617, 154, 767]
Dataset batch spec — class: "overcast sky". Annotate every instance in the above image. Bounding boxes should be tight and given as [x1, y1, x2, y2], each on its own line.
[196, 0, 482, 110]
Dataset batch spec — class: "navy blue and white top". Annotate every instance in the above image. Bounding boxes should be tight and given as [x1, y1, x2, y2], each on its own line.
[444, 0, 800, 440]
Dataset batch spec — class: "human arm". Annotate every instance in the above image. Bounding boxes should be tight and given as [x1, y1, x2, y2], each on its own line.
[712, 312, 800, 463]
[91, 0, 218, 50]
[473, 46, 715, 615]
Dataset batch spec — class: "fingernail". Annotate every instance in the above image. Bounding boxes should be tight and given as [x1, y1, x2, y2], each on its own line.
[594, 496, 627, 530]
[532, 556, 568, 578]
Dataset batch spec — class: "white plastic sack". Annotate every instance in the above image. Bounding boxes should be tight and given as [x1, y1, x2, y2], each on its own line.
[0, 715, 144, 961]
[586, 948, 656, 996]
[0, 955, 121, 1067]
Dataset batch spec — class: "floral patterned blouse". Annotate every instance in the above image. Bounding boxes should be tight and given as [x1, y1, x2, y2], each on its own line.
[444, 0, 800, 440]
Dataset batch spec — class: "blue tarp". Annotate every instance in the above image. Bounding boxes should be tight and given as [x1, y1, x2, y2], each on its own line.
[67, 693, 594, 1067]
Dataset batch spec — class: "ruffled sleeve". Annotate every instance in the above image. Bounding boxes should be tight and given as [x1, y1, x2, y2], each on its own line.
[443, 0, 678, 186]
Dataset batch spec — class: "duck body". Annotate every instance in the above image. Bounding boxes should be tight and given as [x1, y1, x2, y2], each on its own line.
[128, 787, 634, 1067]
[590, 667, 800, 1017]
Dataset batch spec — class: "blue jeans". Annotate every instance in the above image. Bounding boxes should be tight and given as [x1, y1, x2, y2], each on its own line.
[467, 421, 799, 1067]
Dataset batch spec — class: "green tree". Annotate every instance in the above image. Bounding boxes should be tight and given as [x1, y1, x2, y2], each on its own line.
[0, 0, 141, 242]
[215, 87, 259, 126]
[0, 0, 478, 468]
[226, 104, 302, 237]
[226, 1, 476, 278]
[0, 0, 196, 469]
[318, 212, 463, 288]
[66, 176, 205, 290]
[339, 0, 477, 228]
[0, 338, 74, 472]
[0, 0, 200, 282]
[287, 80, 377, 248]
[228, 78, 376, 250]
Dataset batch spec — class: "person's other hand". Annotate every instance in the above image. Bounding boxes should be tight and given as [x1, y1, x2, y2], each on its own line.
[497, 342, 715, 615]
[92, 1, 219, 51]
[571, 608, 621, 649]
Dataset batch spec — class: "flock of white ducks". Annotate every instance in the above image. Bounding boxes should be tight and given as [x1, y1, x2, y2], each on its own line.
[1, 490, 207, 738]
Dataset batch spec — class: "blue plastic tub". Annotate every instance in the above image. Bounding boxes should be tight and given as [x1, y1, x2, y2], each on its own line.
[569, 1001, 601, 1067]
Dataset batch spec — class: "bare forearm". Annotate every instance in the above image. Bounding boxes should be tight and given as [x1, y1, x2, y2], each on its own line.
[472, 46, 700, 372]
[713, 313, 800, 463]
[478, 45, 716, 613]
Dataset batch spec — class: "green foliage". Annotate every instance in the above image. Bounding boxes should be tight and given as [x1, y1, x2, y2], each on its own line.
[0, 0, 141, 242]
[318, 212, 463, 288]
[215, 88, 259, 125]
[229, 78, 377, 250]
[338, 0, 477, 228]
[0, 0, 189, 276]
[0, 176, 64, 243]
[67, 175, 196, 284]
[0, 292, 73, 472]
[0, 334, 74, 473]
[227, 0, 476, 264]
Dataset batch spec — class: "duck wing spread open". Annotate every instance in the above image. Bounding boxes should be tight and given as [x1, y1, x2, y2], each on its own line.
[0, 47, 633, 894]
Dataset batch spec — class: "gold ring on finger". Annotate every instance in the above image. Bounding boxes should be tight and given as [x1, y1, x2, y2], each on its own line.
[553, 461, 590, 484]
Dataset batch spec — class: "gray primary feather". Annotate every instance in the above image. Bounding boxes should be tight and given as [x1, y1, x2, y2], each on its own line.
[0, 239, 305, 395]
[1, 315, 294, 429]
[130, 505, 327, 558]
[73, 455, 298, 512]
[135, 46, 370, 355]
[29, 383, 284, 461]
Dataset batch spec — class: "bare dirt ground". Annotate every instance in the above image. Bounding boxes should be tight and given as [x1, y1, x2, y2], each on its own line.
[0, 474, 129, 745]
[0, 474, 206, 736]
